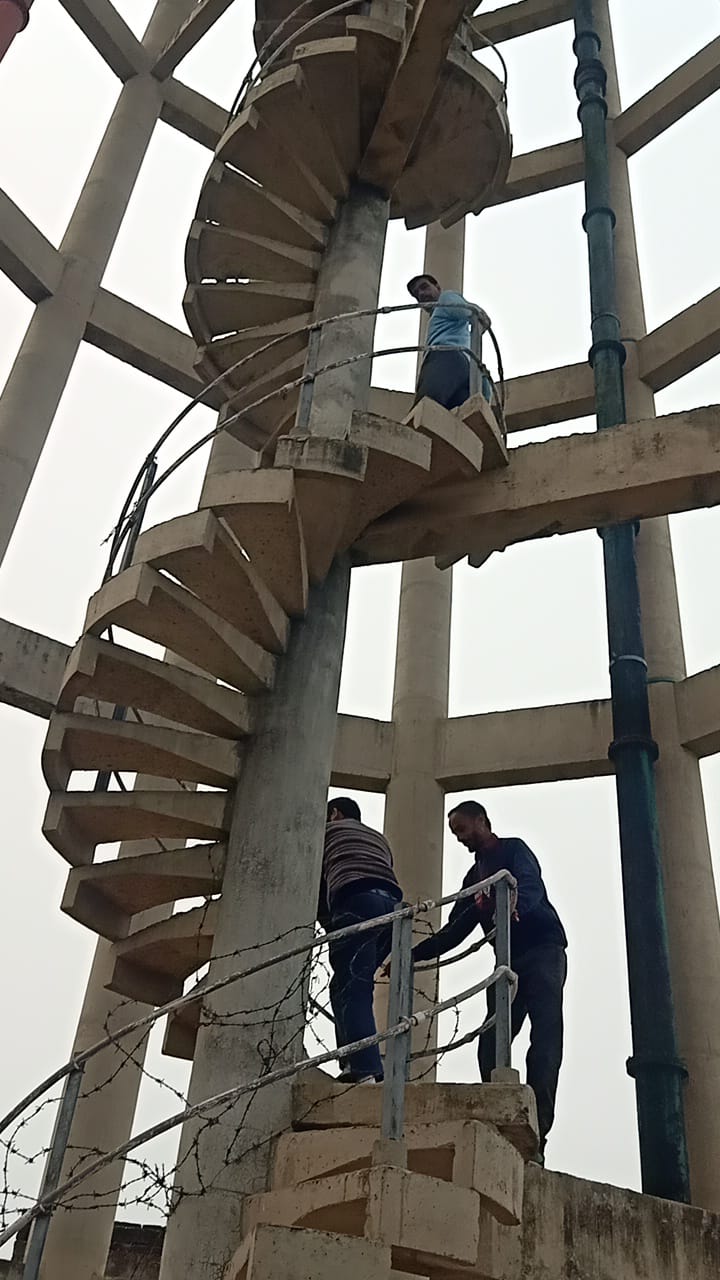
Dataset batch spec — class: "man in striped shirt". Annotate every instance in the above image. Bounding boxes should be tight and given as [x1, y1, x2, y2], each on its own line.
[319, 797, 403, 1084]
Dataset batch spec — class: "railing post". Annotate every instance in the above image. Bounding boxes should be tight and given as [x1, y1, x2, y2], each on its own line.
[95, 457, 158, 792]
[295, 323, 322, 431]
[468, 309, 481, 398]
[22, 1067, 84, 1280]
[381, 910, 414, 1141]
[493, 877, 513, 1076]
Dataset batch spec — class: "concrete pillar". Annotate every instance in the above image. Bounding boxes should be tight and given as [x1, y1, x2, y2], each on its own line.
[157, 558, 351, 1280]
[383, 219, 465, 1069]
[159, 188, 389, 1278]
[305, 183, 390, 436]
[38, 821, 175, 1280]
[0, 0, 194, 566]
[21, 12, 203, 1276]
[597, 0, 720, 1210]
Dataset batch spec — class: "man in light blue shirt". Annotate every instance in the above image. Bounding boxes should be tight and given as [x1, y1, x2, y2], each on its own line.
[407, 273, 491, 410]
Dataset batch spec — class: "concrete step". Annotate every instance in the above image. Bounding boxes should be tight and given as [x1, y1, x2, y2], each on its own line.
[291, 1069, 539, 1161]
[57, 635, 254, 740]
[226, 1224, 391, 1280]
[404, 397, 484, 482]
[108, 902, 217, 1005]
[274, 418, 432, 559]
[342, 413, 432, 544]
[186, 221, 321, 287]
[294, 37, 362, 175]
[244, 1164, 482, 1276]
[42, 711, 241, 790]
[133, 509, 289, 654]
[246, 64, 349, 203]
[196, 160, 328, 251]
[162, 984, 201, 1059]
[43, 789, 230, 866]
[455, 392, 509, 470]
[184, 280, 315, 346]
[256, 3, 352, 66]
[195, 315, 310, 399]
[202, 468, 308, 617]
[273, 1120, 524, 1227]
[84, 563, 275, 694]
[62, 842, 226, 940]
[272, 435, 366, 583]
[217, 105, 337, 223]
[395, 51, 511, 230]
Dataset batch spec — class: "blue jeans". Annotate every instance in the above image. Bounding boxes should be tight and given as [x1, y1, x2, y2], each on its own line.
[328, 887, 399, 1079]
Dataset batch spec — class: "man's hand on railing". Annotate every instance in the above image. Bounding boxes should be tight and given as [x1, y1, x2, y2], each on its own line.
[474, 884, 519, 922]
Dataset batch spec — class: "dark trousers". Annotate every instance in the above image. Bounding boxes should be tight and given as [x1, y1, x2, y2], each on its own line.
[479, 944, 567, 1149]
[413, 349, 470, 411]
[328, 887, 398, 1079]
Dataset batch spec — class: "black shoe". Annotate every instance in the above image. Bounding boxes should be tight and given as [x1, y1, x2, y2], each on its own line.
[337, 1069, 383, 1084]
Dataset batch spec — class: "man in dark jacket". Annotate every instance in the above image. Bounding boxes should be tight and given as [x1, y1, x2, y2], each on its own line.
[319, 797, 403, 1084]
[413, 800, 567, 1160]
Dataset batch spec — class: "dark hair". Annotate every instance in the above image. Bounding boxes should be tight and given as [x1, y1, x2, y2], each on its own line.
[448, 800, 491, 829]
[327, 796, 362, 821]
[407, 273, 439, 295]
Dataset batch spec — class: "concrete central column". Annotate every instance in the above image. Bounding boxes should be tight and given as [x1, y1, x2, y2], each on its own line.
[0, 0, 194, 566]
[159, 187, 389, 1278]
[157, 559, 351, 1280]
[597, 0, 720, 1210]
[383, 219, 465, 1071]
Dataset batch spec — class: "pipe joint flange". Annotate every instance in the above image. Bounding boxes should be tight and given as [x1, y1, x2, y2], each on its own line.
[588, 337, 626, 368]
[582, 205, 617, 231]
[608, 734, 659, 763]
[572, 29, 601, 58]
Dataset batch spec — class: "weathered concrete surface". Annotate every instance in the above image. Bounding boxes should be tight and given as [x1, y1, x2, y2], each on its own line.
[514, 1164, 720, 1278]
[0, 618, 69, 717]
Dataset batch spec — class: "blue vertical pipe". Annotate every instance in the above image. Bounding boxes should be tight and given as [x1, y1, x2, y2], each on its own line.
[573, 0, 689, 1202]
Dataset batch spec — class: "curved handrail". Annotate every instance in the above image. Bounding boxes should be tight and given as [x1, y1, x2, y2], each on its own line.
[0, 870, 514, 1139]
[104, 299, 506, 578]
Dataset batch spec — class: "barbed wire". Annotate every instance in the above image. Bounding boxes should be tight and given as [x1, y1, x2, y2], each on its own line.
[0, 876, 513, 1257]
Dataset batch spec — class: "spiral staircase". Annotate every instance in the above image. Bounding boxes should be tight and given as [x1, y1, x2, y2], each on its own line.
[39, 3, 520, 1273]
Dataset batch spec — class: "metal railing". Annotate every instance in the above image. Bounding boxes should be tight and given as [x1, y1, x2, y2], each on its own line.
[0, 870, 517, 1277]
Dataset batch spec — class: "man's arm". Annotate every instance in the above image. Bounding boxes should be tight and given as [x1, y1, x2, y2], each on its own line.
[441, 290, 491, 334]
[506, 840, 546, 918]
[412, 892, 486, 963]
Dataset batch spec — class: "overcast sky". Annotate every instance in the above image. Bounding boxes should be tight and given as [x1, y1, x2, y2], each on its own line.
[1, 0, 720, 1239]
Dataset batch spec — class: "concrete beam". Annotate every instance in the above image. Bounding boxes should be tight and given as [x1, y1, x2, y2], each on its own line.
[0, 618, 69, 717]
[503, 360, 594, 432]
[676, 665, 720, 758]
[331, 713, 394, 792]
[355, 405, 720, 565]
[86, 289, 223, 406]
[473, 0, 573, 46]
[639, 286, 720, 391]
[0, 189, 64, 302]
[58, 0, 146, 80]
[437, 699, 612, 790]
[492, 138, 584, 204]
[615, 35, 720, 156]
[160, 79, 226, 150]
[153, 0, 236, 79]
